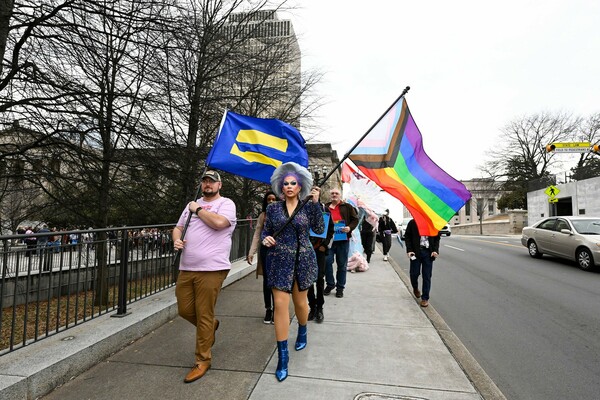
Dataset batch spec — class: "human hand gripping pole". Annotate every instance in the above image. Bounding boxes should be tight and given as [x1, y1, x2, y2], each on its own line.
[171, 167, 207, 268]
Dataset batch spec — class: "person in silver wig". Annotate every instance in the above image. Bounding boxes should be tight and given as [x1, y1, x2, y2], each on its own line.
[270, 161, 314, 199]
[261, 162, 324, 381]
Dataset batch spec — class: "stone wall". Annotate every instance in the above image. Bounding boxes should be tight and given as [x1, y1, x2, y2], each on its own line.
[451, 210, 527, 235]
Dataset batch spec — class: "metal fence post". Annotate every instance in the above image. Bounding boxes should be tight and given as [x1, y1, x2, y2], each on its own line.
[0, 239, 8, 322]
[113, 228, 131, 317]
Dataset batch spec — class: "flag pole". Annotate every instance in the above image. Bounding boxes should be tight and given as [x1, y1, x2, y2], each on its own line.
[319, 85, 410, 185]
[171, 166, 208, 267]
[273, 86, 410, 237]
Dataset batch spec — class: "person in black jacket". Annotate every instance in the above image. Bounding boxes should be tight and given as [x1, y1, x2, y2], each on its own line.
[377, 209, 398, 261]
[404, 219, 440, 308]
[307, 190, 334, 323]
[360, 218, 376, 263]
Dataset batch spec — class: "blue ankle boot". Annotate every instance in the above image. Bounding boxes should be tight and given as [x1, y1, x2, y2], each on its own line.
[276, 340, 289, 382]
[295, 324, 307, 351]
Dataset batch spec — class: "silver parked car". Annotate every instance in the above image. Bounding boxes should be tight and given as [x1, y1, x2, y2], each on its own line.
[399, 218, 413, 240]
[521, 216, 600, 271]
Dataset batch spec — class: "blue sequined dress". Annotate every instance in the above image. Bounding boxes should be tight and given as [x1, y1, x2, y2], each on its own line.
[262, 201, 324, 292]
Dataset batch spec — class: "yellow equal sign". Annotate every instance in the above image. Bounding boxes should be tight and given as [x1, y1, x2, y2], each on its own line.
[229, 129, 288, 167]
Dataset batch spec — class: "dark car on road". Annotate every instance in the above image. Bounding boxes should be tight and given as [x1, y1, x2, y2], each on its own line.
[521, 216, 600, 271]
[399, 218, 451, 238]
[439, 224, 451, 237]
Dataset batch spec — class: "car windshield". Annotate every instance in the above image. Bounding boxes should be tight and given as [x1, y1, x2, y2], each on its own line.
[570, 219, 600, 235]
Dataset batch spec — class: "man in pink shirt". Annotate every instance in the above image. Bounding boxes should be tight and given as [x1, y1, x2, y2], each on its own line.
[172, 170, 237, 383]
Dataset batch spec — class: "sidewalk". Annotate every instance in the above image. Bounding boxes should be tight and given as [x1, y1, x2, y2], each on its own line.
[1, 248, 501, 399]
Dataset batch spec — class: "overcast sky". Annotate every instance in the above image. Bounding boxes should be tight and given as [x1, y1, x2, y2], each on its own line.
[283, 0, 600, 182]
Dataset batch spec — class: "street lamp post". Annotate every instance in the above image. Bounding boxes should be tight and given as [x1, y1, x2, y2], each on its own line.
[309, 165, 328, 184]
[309, 164, 329, 201]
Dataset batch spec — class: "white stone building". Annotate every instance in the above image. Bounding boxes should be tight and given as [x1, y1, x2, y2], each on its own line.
[526, 175, 600, 226]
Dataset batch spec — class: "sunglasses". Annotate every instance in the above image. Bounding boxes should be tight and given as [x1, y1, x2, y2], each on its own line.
[283, 181, 298, 186]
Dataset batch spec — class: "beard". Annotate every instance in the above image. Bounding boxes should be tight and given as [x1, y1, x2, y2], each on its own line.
[202, 189, 218, 199]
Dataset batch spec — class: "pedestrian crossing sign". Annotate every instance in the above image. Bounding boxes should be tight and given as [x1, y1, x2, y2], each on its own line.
[545, 185, 560, 197]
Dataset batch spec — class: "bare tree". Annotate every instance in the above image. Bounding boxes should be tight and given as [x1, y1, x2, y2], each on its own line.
[0, 0, 13, 77]
[3, 0, 325, 229]
[483, 111, 577, 208]
[3, 0, 327, 222]
[150, 1, 323, 216]
[14, 1, 172, 225]
[0, 0, 81, 172]
[5, 0, 175, 305]
[571, 112, 600, 180]
[0, 1, 79, 113]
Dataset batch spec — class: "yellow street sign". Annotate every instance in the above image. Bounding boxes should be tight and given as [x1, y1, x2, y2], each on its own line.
[549, 198, 558, 203]
[552, 142, 590, 148]
[547, 142, 593, 153]
[545, 185, 560, 197]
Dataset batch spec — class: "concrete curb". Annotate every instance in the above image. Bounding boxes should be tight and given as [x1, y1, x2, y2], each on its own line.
[0, 260, 255, 400]
[387, 256, 507, 400]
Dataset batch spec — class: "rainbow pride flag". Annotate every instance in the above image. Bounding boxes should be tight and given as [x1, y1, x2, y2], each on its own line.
[349, 97, 471, 236]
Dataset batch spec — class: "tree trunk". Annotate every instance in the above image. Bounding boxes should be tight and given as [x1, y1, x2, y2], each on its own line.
[0, 0, 13, 77]
[94, 157, 112, 307]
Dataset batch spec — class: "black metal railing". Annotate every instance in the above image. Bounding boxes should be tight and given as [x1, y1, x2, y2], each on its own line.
[0, 219, 255, 355]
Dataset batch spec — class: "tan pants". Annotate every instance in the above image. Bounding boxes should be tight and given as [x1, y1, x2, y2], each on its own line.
[176, 269, 228, 366]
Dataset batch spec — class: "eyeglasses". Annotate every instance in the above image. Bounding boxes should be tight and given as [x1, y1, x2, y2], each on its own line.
[283, 181, 297, 186]
[330, 192, 340, 195]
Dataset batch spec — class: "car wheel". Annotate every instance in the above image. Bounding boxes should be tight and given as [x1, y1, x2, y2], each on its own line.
[576, 248, 596, 271]
[528, 240, 543, 258]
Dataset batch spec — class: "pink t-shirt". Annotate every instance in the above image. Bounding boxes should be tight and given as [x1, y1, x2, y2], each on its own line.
[176, 196, 237, 272]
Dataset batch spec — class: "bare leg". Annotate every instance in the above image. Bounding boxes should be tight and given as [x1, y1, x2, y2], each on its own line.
[272, 288, 290, 341]
[291, 281, 309, 326]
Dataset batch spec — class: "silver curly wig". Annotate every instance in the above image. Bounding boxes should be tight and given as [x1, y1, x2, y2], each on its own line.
[271, 162, 313, 199]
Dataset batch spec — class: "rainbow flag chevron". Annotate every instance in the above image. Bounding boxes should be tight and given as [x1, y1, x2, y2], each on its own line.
[349, 97, 471, 236]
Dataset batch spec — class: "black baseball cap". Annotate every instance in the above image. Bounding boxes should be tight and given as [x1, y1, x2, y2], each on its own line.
[202, 170, 221, 182]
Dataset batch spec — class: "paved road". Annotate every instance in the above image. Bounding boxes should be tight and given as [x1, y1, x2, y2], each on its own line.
[391, 235, 600, 400]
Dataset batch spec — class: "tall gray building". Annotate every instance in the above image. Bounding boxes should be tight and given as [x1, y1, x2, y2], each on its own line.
[222, 10, 301, 121]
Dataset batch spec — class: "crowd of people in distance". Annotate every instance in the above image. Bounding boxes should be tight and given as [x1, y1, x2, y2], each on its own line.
[13, 225, 174, 257]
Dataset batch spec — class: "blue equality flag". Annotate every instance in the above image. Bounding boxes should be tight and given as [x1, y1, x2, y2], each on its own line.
[206, 110, 309, 184]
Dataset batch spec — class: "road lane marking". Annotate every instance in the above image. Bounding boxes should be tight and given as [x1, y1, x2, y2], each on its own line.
[460, 237, 523, 249]
[444, 245, 465, 251]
